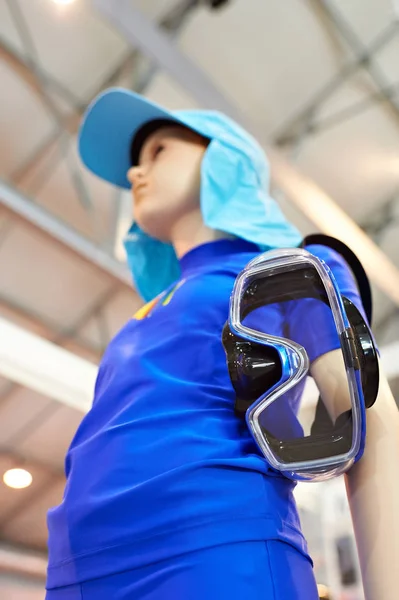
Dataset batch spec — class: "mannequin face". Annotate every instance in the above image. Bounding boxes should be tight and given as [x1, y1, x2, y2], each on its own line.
[127, 125, 208, 241]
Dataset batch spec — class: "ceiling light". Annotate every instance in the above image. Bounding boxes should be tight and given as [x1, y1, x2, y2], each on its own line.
[52, 0, 76, 5]
[3, 468, 33, 490]
[317, 584, 331, 599]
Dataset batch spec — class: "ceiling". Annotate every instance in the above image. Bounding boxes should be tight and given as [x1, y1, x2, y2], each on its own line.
[0, 0, 398, 581]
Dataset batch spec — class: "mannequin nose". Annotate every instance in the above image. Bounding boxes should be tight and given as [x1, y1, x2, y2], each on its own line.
[127, 166, 145, 186]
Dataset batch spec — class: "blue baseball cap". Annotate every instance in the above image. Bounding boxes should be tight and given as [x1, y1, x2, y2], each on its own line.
[79, 88, 206, 189]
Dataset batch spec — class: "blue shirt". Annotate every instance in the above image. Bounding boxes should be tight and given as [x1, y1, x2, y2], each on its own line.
[46, 239, 362, 589]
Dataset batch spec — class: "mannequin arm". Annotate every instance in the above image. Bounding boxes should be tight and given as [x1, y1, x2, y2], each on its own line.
[311, 350, 399, 600]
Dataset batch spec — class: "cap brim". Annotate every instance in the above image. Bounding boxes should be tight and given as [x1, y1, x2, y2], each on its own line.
[78, 88, 180, 189]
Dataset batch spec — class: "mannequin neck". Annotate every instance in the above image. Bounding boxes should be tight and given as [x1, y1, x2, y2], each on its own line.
[169, 208, 234, 259]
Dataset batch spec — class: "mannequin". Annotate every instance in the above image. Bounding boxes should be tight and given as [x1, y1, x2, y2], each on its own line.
[45, 88, 399, 600]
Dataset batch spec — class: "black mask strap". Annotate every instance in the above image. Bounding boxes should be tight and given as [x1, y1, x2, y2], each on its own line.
[302, 234, 372, 325]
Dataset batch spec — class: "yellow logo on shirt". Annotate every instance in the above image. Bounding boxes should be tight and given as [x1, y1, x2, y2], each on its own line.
[133, 280, 186, 321]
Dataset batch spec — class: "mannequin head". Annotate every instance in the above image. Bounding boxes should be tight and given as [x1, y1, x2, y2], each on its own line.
[79, 88, 302, 300]
[127, 124, 228, 257]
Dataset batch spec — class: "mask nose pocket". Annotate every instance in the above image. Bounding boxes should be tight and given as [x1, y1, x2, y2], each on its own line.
[222, 322, 282, 419]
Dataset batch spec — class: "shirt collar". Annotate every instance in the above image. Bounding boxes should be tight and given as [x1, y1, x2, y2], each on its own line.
[179, 238, 258, 276]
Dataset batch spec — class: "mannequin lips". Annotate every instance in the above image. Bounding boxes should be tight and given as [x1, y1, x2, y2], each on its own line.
[134, 182, 149, 200]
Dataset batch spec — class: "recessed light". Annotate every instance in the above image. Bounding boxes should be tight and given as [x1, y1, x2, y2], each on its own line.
[3, 468, 33, 489]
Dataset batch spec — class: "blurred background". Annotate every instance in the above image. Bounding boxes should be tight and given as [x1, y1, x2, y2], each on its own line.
[0, 0, 398, 598]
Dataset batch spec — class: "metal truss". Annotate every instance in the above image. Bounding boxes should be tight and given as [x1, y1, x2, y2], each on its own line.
[319, 0, 399, 123]
[309, 79, 399, 136]
[274, 18, 399, 147]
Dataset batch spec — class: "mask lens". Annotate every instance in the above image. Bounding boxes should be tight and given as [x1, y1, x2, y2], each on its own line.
[235, 255, 358, 468]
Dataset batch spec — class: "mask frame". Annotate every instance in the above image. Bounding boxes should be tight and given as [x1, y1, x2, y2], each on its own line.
[223, 247, 379, 482]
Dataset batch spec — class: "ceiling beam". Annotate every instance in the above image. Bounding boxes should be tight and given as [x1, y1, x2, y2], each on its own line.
[0, 39, 83, 111]
[92, 0, 399, 306]
[0, 277, 122, 361]
[0, 543, 47, 581]
[0, 292, 101, 359]
[0, 179, 131, 286]
[0, 316, 97, 413]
